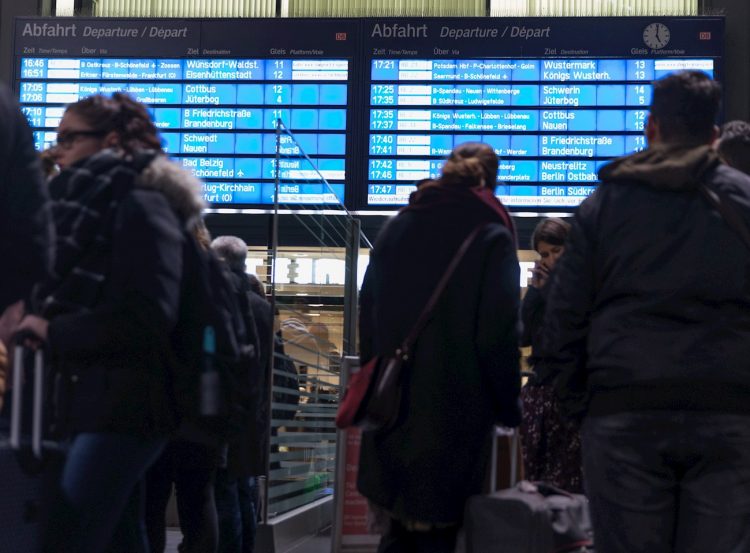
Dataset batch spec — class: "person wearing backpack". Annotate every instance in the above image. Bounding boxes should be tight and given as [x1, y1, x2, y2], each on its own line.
[15, 92, 204, 553]
[143, 220, 224, 553]
[145, 225, 267, 553]
[211, 236, 273, 553]
[545, 71, 750, 553]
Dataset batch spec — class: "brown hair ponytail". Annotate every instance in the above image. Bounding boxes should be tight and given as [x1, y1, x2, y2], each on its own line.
[439, 142, 499, 190]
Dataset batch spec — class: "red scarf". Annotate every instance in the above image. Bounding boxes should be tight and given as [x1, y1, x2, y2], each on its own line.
[403, 182, 516, 244]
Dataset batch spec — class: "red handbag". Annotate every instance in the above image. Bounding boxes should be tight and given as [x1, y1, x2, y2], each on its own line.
[336, 224, 487, 431]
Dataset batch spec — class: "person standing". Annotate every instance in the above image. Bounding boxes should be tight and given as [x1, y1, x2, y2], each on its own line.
[545, 71, 750, 552]
[519, 217, 582, 493]
[144, 221, 223, 553]
[358, 143, 521, 553]
[715, 119, 750, 176]
[0, 84, 52, 361]
[211, 236, 273, 553]
[16, 92, 204, 553]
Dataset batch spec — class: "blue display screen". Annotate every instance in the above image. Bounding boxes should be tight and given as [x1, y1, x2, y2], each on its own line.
[366, 57, 715, 207]
[18, 57, 350, 206]
[14, 16, 723, 212]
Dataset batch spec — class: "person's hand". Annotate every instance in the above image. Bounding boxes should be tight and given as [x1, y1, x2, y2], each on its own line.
[14, 314, 49, 349]
[530, 260, 550, 289]
[0, 301, 25, 346]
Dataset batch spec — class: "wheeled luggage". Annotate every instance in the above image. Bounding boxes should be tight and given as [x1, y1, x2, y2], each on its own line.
[463, 426, 593, 553]
[0, 345, 60, 553]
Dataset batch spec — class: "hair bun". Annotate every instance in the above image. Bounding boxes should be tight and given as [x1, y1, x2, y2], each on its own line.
[439, 142, 499, 190]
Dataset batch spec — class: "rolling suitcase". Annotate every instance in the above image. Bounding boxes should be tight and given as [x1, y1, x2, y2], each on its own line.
[455, 426, 524, 553]
[463, 427, 593, 553]
[0, 345, 61, 553]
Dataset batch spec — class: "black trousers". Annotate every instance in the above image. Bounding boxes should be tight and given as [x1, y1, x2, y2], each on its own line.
[144, 440, 219, 553]
[582, 411, 750, 553]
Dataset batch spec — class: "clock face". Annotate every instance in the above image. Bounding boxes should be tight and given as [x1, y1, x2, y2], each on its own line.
[643, 23, 670, 49]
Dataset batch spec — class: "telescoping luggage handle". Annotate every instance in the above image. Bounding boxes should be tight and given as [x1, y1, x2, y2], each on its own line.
[491, 426, 519, 492]
[10, 344, 45, 460]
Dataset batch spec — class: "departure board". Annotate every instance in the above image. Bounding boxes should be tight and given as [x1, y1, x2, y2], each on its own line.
[14, 17, 724, 212]
[363, 18, 723, 209]
[14, 18, 357, 206]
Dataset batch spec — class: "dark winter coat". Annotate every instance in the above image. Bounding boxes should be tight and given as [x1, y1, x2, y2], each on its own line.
[520, 284, 559, 385]
[46, 152, 205, 436]
[545, 143, 750, 419]
[225, 269, 273, 477]
[0, 85, 52, 311]
[357, 183, 521, 525]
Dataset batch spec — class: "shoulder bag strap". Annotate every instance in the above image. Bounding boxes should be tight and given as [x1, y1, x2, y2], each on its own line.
[699, 183, 750, 252]
[398, 223, 490, 358]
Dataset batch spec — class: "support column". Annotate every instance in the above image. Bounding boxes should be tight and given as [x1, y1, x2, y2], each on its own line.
[711, 0, 750, 120]
[343, 218, 361, 357]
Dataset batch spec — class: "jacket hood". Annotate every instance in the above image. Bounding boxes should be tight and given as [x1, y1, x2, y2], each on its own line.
[136, 154, 205, 224]
[598, 143, 720, 191]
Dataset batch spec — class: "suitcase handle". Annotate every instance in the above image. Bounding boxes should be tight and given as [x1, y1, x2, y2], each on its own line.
[10, 345, 45, 460]
[491, 426, 519, 491]
[10, 346, 23, 451]
[33, 348, 44, 459]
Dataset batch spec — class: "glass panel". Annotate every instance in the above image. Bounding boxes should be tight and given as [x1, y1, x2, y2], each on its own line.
[259, 122, 374, 518]
[93, 0, 276, 17]
[87, 0, 699, 19]
[490, 0, 698, 16]
[287, 0, 484, 17]
[314, 259, 346, 285]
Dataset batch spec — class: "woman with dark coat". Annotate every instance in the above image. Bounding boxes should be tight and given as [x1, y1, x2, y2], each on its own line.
[358, 142, 522, 553]
[519, 218, 583, 492]
[16, 93, 204, 553]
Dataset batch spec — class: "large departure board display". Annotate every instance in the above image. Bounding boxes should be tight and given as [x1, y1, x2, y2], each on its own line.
[363, 18, 723, 208]
[14, 17, 724, 211]
[14, 18, 357, 205]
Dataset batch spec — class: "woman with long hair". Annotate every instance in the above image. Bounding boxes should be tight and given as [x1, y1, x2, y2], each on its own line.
[16, 92, 204, 553]
[358, 142, 521, 553]
[519, 217, 583, 492]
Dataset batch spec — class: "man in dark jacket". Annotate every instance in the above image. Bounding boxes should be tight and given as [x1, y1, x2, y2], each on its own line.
[545, 70, 750, 552]
[211, 235, 272, 553]
[0, 85, 52, 344]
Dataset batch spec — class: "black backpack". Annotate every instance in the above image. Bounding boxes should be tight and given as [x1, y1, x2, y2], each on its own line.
[167, 229, 256, 446]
